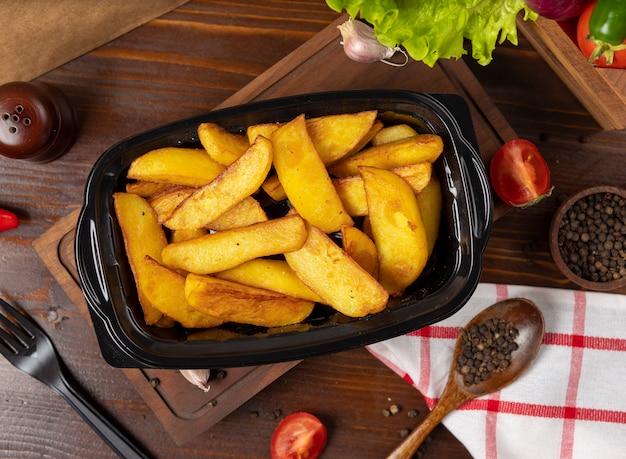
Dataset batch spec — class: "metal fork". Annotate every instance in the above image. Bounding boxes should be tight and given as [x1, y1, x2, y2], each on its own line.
[0, 298, 150, 459]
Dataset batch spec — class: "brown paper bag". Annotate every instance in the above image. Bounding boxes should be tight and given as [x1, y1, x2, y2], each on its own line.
[0, 0, 188, 84]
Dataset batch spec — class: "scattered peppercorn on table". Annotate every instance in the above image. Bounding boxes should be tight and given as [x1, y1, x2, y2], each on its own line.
[1, 1, 625, 458]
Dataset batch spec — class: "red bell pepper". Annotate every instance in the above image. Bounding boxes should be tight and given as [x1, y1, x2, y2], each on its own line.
[0, 208, 19, 232]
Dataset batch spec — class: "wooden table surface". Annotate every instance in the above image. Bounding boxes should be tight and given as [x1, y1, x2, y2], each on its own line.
[1, 1, 625, 458]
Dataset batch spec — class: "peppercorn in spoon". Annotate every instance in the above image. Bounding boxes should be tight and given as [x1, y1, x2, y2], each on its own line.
[387, 298, 545, 459]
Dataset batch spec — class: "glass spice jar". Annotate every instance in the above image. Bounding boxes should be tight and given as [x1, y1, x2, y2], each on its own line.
[0, 81, 77, 162]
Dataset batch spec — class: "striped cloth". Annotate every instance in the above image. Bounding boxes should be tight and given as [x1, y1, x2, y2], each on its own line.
[368, 283, 626, 459]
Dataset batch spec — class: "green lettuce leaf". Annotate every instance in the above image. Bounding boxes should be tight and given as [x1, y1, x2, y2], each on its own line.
[326, 0, 537, 67]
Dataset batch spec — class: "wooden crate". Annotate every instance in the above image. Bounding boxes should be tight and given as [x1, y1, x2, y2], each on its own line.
[517, 16, 626, 130]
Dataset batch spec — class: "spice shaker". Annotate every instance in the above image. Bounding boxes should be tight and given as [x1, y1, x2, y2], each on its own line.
[0, 81, 77, 162]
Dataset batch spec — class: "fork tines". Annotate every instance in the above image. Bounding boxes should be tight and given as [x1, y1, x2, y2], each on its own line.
[0, 298, 35, 355]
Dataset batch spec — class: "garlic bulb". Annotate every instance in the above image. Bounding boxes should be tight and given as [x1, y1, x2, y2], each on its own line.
[180, 369, 211, 392]
[337, 19, 407, 66]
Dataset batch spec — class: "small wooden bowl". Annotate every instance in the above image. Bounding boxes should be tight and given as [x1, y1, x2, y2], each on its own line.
[549, 186, 626, 292]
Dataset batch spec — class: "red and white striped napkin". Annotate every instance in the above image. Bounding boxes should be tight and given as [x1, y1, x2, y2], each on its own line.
[368, 283, 626, 459]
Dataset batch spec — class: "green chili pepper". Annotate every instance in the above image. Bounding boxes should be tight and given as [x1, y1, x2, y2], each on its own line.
[589, 0, 626, 45]
[587, 0, 626, 65]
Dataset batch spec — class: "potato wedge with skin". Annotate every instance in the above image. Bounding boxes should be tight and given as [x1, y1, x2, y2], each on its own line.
[185, 274, 315, 327]
[416, 176, 442, 256]
[170, 228, 208, 243]
[126, 181, 173, 198]
[261, 174, 287, 201]
[333, 162, 432, 217]
[215, 258, 324, 303]
[247, 112, 380, 165]
[198, 122, 250, 166]
[372, 123, 418, 146]
[164, 135, 273, 230]
[328, 134, 443, 177]
[305, 110, 378, 164]
[127, 147, 225, 186]
[113, 192, 168, 325]
[139, 256, 224, 328]
[395, 162, 432, 193]
[206, 196, 267, 231]
[150, 187, 267, 230]
[148, 186, 195, 223]
[162, 214, 307, 275]
[247, 122, 281, 144]
[361, 166, 429, 297]
[346, 119, 384, 157]
[271, 114, 353, 233]
[284, 224, 388, 317]
[341, 226, 379, 278]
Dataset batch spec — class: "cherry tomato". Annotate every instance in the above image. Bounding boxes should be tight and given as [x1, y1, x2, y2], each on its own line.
[489, 139, 552, 207]
[0, 208, 19, 232]
[576, 1, 626, 69]
[270, 412, 327, 459]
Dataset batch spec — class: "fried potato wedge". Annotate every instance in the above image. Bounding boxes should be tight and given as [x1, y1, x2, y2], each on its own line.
[148, 186, 195, 223]
[185, 274, 315, 327]
[361, 166, 428, 297]
[395, 162, 433, 192]
[113, 192, 169, 325]
[247, 112, 380, 165]
[198, 122, 250, 166]
[261, 174, 287, 201]
[127, 147, 225, 186]
[284, 224, 388, 317]
[164, 135, 273, 230]
[341, 226, 379, 278]
[271, 114, 352, 233]
[215, 258, 324, 303]
[416, 175, 442, 256]
[125, 181, 173, 197]
[247, 122, 281, 144]
[333, 162, 432, 216]
[372, 123, 418, 146]
[305, 110, 378, 164]
[150, 187, 267, 230]
[206, 196, 267, 231]
[170, 228, 208, 243]
[162, 214, 307, 274]
[139, 257, 224, 328]
[328, 134, 443, 177]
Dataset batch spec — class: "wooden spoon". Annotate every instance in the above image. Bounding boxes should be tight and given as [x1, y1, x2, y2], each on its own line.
[387, 298, 545, 459]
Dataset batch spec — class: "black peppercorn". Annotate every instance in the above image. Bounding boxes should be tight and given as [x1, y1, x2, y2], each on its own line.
[455, 317, 519, 386]
[556, 191, 626, 284]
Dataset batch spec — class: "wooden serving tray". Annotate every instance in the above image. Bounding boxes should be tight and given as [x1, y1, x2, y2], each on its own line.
[33, 14, 516, 446]
[33, 208, 300, 446]
[517, 16, 626, 130]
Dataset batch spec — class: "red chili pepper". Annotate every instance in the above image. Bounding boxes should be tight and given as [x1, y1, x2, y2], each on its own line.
[0, 208, 19, 232]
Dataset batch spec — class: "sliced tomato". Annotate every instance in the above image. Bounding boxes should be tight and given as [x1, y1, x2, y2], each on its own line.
[270, 412, 327, 459]
[489, 139, 552, 207]
[576, 2, 626, 69]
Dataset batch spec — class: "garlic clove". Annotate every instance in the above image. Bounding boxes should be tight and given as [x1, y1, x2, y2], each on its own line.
[180, 369, 211, 392]
[338, 19, 396, 63]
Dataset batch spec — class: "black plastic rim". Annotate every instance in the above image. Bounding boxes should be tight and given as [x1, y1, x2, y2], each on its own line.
[75, 89, 493, 368]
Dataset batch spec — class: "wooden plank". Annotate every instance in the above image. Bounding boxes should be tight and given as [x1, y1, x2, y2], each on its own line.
[517, 16, 626, 130]
[32, 13, 518, 446]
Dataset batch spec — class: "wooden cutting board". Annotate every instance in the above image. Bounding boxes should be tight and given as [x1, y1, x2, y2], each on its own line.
[33, 14, 516, 446]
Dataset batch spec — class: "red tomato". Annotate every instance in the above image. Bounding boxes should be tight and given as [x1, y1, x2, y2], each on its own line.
[576, 2, 626, 69]
[489, 139, 552, 207]
[270, 412, 327, 459]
